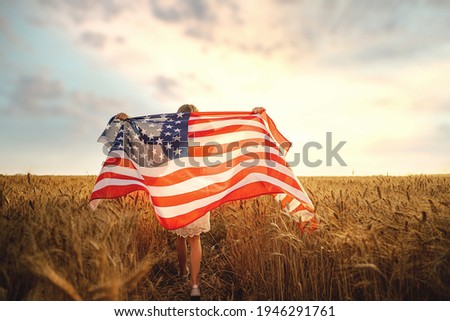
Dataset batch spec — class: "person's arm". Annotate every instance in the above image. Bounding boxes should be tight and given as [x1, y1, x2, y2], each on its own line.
[115, 112, 129, 120]
[252, 107, 265, 114]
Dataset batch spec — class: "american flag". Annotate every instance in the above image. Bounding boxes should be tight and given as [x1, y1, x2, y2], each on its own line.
[89, 110, 315, 230]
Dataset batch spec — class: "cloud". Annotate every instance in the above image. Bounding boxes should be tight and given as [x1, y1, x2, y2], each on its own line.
[148, 0, 214, 22]
[273, 0, 450, 65]
[3, 0, 450, 175]
[25, 0, 450, 108]
[0, 14, 20, 44]
[5, 74, 130, 130]
[184, 25, 214, 41]
[38, 0, 132, 23]
[34, 0, 450, 64]
[70, 91, 129, 114]
[153, 75, 179, 100]
[8, 75, 65, 113]
[78, 31, 107, 49]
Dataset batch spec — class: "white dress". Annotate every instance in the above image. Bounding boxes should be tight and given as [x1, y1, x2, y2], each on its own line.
[170, 212, 211, 238]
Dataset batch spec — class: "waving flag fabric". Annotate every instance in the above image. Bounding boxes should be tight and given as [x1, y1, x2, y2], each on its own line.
[89, 110, 314, 230]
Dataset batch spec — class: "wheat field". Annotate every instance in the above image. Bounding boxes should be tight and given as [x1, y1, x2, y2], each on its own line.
[0, 174, 448, 301]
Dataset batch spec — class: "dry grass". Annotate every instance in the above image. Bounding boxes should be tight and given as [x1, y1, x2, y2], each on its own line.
[0, 174, 449, 300]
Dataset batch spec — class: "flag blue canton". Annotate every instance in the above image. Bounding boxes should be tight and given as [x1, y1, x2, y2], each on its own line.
[103, 112, 190, 167]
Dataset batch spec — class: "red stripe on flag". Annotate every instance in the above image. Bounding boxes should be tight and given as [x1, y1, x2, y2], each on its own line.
[102, 157, 137, 169]
[188, 138, 277, 157]
[90, 184, 149, 202]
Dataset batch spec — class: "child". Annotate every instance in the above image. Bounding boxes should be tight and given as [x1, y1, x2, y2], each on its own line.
[115, 105, 264, 299]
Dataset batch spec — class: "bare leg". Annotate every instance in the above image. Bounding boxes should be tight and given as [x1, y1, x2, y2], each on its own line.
[188, 234, 202, 287]
[176, 236, 188, 276]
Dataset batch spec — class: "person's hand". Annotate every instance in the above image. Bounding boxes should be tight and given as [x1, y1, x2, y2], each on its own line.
[252, 107, 265, 114]
[115, 112, 129, 120]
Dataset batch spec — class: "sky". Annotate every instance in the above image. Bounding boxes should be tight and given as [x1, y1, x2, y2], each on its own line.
[0, 0, 449, 176]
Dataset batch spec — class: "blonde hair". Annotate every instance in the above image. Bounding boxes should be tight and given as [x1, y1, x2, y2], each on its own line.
[177, 104, 199, 113]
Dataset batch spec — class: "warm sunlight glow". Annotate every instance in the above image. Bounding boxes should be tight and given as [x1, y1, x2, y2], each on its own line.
[0, 1, 449, 175]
